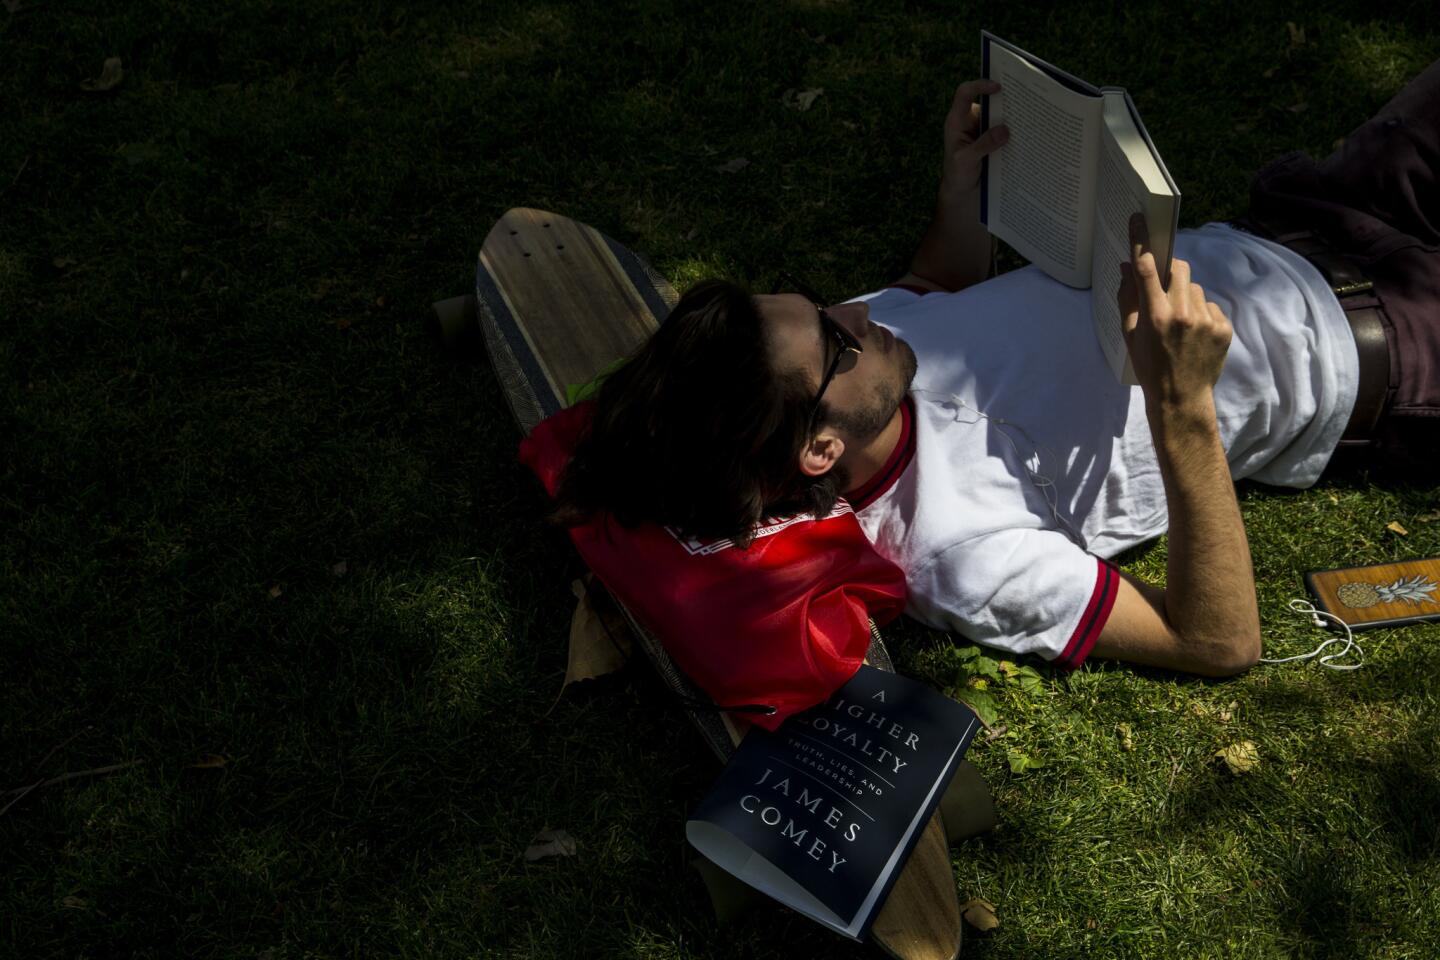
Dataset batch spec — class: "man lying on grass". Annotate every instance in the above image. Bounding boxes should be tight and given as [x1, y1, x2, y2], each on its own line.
[523, 62, 1439, 717]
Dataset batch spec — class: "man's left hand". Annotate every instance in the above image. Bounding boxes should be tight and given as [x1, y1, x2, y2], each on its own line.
[941, 79, 1009, 198]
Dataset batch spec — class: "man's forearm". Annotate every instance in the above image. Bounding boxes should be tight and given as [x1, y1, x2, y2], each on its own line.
[905, 186, 993, 292]
[1149, 399, 1261, 668]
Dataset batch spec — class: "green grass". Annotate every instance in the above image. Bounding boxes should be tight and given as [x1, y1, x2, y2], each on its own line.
[2, 1, 1437, 957]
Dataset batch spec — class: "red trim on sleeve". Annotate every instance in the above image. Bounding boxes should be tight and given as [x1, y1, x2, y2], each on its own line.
[884, 283, 936, 296]
[1055, 559, 1119, 670]
[847, 396, 916, 511]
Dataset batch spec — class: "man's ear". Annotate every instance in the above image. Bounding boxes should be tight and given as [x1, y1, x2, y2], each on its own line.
[798, 430, 845, 477]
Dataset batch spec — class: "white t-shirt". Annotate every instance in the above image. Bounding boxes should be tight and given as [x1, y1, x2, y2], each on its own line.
[843, 222, 1358, 666]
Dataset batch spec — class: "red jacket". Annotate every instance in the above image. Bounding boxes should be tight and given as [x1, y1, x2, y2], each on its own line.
[519, 401, 908, 730]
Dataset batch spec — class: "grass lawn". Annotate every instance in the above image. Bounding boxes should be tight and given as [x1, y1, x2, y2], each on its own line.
[3, 1, 1438, 957]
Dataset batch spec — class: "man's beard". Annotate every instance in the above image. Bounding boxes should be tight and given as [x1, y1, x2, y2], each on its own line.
[830, 337, 918, 442]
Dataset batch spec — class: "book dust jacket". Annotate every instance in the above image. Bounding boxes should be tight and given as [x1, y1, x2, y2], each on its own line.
[687, 666, 979, 938]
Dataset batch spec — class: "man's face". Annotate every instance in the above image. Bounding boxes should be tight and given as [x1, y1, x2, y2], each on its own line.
[756, 294, 917, 443]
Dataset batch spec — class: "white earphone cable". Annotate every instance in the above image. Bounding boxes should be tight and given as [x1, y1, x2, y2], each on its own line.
[910, 388, 1088, 551]
[1260, 599, 1365, 670]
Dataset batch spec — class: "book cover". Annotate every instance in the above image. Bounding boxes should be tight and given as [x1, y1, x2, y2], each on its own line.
[685, 665, 979, 941]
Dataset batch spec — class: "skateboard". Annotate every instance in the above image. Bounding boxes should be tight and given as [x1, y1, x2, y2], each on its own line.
[435, 207, 981, 960]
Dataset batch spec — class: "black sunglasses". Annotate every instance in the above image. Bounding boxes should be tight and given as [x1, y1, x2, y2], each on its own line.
[771, 270, 863, 430]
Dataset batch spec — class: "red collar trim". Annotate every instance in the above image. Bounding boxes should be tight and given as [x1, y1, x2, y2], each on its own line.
[847, 395, 916, 511]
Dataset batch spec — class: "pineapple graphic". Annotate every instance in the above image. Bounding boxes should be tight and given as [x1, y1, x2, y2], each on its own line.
[1335, 574, 1438, 609]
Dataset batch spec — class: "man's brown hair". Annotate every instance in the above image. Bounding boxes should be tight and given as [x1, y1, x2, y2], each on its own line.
[549, 278, 848, 547]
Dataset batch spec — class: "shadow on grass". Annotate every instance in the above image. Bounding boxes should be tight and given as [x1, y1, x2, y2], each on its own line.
[1370, 721, 1440, 863]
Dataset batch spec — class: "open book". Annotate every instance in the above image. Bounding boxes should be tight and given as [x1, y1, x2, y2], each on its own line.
[686, 665, 979, 941]
[978, 31, 1181, 384]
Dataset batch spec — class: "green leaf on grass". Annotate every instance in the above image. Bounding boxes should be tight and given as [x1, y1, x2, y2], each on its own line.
[1016, 666, 1045, 693]
[1008, 751, 1045, 774]
[955, 688, 998, 728]
[1016, 674, 1044, 695]
[971, 655, 1001, 681]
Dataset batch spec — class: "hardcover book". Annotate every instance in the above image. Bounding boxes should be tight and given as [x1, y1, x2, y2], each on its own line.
[979, 30, 1181, 385]
[686, 665, 980, 941]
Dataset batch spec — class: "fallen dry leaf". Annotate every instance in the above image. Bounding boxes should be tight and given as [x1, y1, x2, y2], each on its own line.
[524, 828, 577, 862]
[1287, 102, 1309, 113]
[781, 87, 825, 111]
[335, 317, 353, 331]
[559, 575, 631, 696]
[1387, 520, 1409, 536]
[268, 584, 283, 599]
[714, 157, 751, 174]
[331, 561, 348, 577]
[960, 897, 999, 932]
[1262, 66, 1279, 79]
[1215, 741, 1259, 775]
[79, 57, 124, 92]
[190, 753, 229, 769]
[1417, 511, 1440, 523]
[53, 256, 77, 268]
[1286, 22, 1305, 48]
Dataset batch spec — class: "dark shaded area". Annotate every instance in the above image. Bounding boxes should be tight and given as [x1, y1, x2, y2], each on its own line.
[2, 0, 1438, 957]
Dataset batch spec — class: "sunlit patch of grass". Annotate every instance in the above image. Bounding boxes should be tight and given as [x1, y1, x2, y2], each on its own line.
[1338, 21, 1428, 94]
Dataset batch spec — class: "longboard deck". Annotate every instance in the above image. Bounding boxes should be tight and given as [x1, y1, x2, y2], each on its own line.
[465, 206, 963, 960]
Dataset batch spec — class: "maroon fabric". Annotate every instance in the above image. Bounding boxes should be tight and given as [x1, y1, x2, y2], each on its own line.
[1247, 57, 1440, 478]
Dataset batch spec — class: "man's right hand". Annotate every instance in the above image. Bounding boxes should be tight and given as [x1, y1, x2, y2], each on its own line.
[1095, 213, 1261, 679]
[1118, 213, 1233, 412]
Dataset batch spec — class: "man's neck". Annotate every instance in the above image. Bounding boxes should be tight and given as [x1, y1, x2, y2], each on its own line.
[840, 404, 906, 497]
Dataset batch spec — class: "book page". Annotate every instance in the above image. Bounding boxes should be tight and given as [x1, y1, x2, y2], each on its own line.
[1089, 90, 1180, 385]
[984, 42, 1104, 288]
